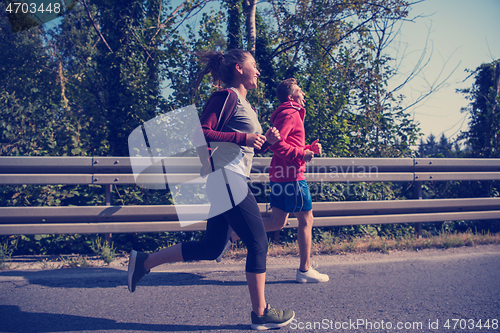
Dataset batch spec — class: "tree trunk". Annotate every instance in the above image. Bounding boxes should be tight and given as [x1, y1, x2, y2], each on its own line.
[243, 0, 256, 56]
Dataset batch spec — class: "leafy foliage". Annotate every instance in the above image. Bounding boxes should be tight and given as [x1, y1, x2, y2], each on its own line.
[2, 0, 497, 255]
[458, 60, 500, 158]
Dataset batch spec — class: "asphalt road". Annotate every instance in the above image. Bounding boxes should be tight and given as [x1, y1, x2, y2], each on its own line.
[1, 245, 499, 333]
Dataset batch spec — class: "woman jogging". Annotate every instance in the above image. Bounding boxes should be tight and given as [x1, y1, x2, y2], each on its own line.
[127, 49, 295, 330]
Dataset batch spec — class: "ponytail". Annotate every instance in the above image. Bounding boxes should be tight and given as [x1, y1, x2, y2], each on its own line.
[194, 49, 250, 90]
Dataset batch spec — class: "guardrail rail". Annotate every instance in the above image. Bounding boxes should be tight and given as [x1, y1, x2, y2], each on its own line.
[1, 157, 499, 235]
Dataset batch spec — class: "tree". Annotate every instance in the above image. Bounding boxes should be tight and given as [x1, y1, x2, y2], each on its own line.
[85, 0, 161, 156]
[163, 7, 227, 108]
[243, 0, 256, 55]
[254, 0, 419, 157]
[0, 15, 54, 106]
[2, 0, 424, 160]
[458, 60, 500, 158]
[225, 0, 242, 50]
[0, 13, 81, 156]
[418, 133, 459, 158]
[3, 0, 48, 32]
[50, 0, 208, 156]
[265, 0, 410, 67]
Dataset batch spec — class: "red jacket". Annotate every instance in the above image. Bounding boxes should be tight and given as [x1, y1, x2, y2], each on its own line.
[269, 101, 312, 182]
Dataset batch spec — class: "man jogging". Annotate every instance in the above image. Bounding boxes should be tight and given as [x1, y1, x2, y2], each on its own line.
[266, 78, 329, 283]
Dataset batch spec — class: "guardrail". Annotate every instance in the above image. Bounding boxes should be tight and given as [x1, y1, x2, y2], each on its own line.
[1, 157, 500, 236]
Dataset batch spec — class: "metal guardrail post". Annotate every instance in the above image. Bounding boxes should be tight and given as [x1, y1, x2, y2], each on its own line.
[104, 184, 112, 244]
[414, 181, 423, 238]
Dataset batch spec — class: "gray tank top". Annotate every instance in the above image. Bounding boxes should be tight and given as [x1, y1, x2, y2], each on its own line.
[219, 88, 262, 178]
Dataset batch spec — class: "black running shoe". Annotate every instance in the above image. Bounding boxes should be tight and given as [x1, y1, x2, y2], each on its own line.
[127, 250, 149, 292]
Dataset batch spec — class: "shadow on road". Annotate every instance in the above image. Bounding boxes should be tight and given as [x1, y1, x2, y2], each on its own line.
[0, 267, 296, 289]
[0, 305, 249, 332]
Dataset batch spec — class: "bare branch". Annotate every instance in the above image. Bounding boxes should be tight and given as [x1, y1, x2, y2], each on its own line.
[400, 58, 461, 113]
[128, 27, 155, 64]
[79, 0, 113, 53]
[270, 39, 304, 59]
[148, 1, 186, 43]
[321, 15, 377, 59]
[148, 0, 212, 44]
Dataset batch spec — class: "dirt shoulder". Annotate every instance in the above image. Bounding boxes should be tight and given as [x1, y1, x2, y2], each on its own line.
[3, 243, 500, 272]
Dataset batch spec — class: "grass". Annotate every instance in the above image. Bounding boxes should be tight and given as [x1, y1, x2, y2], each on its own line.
[39, 258, 57, 270]
[58, 254, 91, 268]
[2, 230, 499, 270]
[224, 230, 500, 259]
[90, 237, 116, 264]
[0, 237, 18, 270]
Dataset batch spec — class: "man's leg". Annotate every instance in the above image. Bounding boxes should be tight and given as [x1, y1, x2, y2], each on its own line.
[293, 210, 313, 271]
[294, 209, 329, 283]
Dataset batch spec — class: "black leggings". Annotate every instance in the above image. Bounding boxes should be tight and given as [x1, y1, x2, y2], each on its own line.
[181, 180, 268, 273]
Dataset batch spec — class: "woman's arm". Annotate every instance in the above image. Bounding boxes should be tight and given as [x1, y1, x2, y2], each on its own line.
[254, 127, 280, 154]
[199, 91, 247, 146]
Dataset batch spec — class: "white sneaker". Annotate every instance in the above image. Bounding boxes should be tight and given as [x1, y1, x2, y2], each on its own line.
[296, 268, 329, 283]
[215, 238, 232, 262]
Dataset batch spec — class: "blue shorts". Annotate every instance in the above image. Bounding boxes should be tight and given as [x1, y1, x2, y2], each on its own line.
[269, 180, 313, 213]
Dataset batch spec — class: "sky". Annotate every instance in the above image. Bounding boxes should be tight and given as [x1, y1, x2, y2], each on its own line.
[390, 0, 500, 142]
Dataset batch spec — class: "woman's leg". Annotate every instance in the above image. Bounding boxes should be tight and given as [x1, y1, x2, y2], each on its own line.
[181, 213, 231, 261]
[129, 207, 230, 292]
[144, 243, 183, 271]
[221, 188, 269, 315]
[246, 272, 267, 316]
